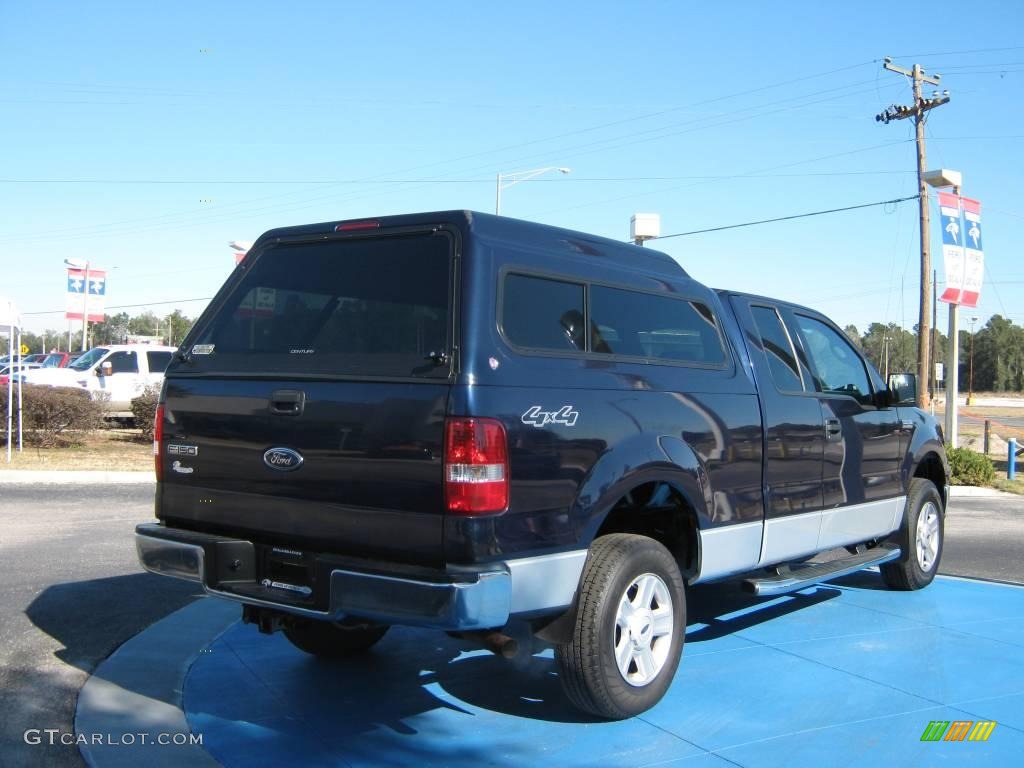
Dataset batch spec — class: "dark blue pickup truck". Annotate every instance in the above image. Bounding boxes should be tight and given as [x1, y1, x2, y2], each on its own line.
[137, 211, 949, 718]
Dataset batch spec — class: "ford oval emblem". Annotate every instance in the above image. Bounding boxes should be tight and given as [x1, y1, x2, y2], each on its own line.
[263, 447, 304, 472]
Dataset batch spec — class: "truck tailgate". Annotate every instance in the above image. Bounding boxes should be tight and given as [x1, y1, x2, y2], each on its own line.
[158, 378, 448, 566]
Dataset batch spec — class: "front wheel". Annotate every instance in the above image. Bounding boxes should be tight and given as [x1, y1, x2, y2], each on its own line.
[880, 478, 944, 590]
[283, 618, 389, 658]
[556, 534, 686, 719]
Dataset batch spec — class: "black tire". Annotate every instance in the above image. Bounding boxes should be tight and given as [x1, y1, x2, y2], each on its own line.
[556, 534, 686, 719]
[880, 478, 944, 590]
[283, 618, 389, 658]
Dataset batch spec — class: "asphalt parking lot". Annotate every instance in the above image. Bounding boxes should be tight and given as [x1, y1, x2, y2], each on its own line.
[0, 483, 199, 768]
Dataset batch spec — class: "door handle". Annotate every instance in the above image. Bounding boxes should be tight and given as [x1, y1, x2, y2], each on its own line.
[269, 389, 305, 415]
[825, 417, 842, 441]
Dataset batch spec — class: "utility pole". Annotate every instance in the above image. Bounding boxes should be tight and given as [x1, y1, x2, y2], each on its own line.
[876, 58, 949, 408]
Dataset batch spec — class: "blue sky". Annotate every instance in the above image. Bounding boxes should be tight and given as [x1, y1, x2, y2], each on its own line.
[1, 0, 1022, 338]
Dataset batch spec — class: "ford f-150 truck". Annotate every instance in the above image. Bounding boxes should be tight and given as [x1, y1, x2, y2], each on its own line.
[137, 211, 949, 719]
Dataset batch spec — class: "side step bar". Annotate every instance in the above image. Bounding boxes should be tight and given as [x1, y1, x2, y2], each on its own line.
[742, 545, 902, 597]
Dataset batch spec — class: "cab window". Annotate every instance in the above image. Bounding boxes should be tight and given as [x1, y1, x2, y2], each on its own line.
[793, 315, 872, 405]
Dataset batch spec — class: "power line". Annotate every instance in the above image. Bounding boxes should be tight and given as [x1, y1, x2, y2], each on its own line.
[0, 170, 916, 184]
[651, 195, 919, 240]
[890, 45, 1024, 59]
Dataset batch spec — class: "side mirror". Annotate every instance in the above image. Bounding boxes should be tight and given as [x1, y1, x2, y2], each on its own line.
[98, 361, 113, 377]
[887, 373, 917, 406]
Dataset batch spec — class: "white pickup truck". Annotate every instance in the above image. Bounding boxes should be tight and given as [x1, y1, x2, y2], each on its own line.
[23, 344, 176, 417]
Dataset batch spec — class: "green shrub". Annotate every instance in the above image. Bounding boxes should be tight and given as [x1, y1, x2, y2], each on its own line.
[131, 385, 161, 442]
[947, 446, 995, 486]
[0, 384, 104, 447]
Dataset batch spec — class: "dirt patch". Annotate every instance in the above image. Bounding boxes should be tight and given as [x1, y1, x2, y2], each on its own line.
[0, 428, 151, 471]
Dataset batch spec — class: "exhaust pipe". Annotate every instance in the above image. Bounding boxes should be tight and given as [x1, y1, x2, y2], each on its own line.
[455, 630, 519, 659]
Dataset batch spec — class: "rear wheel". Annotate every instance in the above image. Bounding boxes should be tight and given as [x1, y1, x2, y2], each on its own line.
[556, 534, 686, 719]
[881, 478, 944, 590]
[283, 618, 389, 657]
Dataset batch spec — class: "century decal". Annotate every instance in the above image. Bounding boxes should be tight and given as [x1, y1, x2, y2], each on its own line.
[521, 405, 579, 428]
[920, 720, 997, 742]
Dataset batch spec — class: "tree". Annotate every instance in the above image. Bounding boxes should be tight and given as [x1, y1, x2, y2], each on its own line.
[971, 315, 1024, 392]
[90, 312, 131, 345]
[163, 310, 194, 346]
[843, 325, 862, 349]
[860, 322, 917, 378]
[128, 311, 160, 338]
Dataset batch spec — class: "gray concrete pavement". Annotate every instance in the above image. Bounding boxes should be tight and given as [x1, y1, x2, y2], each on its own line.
[0, 483, 200, 767]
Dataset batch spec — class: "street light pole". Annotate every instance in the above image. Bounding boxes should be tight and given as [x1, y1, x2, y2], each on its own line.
[968, 315, 979, 405]
[495, 167, 570, 215]
[921, 169, 963, 447]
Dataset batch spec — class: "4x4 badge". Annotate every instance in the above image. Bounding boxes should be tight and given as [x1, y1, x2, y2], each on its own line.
[521, 405, 579, 428]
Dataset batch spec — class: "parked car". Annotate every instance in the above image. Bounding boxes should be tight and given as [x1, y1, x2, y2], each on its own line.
[137, 211, 949, 719]
[22, 353, 49, 364]
[23, 344, 176, 417]
[0, 362, 42, 385]
[40, 352, 72, 368]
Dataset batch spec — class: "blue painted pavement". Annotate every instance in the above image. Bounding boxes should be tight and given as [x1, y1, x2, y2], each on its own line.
[184, 573, 1024, 767]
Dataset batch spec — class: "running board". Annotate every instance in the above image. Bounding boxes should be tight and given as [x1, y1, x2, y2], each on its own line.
[742, 545, 902, 597]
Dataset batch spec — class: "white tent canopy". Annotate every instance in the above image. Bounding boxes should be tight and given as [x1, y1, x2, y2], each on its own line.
[0, 296, 24, 462]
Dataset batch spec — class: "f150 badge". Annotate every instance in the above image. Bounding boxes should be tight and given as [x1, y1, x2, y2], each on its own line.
[521, 405, 579, 428]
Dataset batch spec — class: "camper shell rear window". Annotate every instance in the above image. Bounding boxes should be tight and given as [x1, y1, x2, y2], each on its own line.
[184, 232, 454, 378]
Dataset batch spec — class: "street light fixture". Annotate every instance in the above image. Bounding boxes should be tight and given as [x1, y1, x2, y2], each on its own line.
[495, 167, 570, 215]
[923, 168, 962, 447]
[63, 258, 90, 352]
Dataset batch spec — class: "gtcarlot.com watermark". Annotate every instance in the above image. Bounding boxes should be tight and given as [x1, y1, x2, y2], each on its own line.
[24, 729, 202, 747]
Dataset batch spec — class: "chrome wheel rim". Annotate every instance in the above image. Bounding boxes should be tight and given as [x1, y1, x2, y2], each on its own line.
[916, 502, 941, 572]
[613, 572, 674, 687]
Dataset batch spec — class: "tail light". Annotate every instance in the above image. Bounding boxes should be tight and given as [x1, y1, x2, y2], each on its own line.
[444, 417, 509, 514]
[154, 403, 165, 481]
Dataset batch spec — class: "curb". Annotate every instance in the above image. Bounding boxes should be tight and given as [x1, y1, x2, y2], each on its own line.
[949, 485, 1020, 499]
[75, 597, 237, 768]
[0, 470, 154, 484]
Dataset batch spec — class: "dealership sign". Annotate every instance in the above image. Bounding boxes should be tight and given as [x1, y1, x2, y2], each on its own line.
[937, 192, 984, 308]
[65, 268, 107, 322]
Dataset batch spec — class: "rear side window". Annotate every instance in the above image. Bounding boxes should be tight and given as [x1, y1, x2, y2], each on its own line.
[107, 351, 139, 374]
[590, 287, 725, 365]
[502, 274, 585, 351]
[187, 233, 452, 378]
[750, 305, 803, 391]
[146, 351, 173, 373]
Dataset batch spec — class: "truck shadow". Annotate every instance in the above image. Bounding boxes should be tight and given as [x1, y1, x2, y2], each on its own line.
[186, 577, 849, 741]
[25, 572, 201, 673]
[685, 579, 844, 643]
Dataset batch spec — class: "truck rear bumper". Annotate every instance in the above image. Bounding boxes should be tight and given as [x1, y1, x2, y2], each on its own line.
[137, 523, 584, 630]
